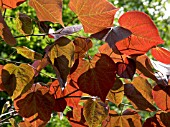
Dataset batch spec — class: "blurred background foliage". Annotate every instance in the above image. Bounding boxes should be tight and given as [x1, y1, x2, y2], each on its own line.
[0, 0, 169, 126]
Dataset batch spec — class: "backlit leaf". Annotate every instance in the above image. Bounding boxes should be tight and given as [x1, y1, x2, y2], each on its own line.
[83, 98, 109, 127]
[0, 12, 16, 46]
[16, 13, 33, 35]
[48, 37, 74, 84]
[116, 57, 136, 79]
[152, 85, 170, 111]
[29, 0, 64, 26]
[151, 47, 170, 64]
[107, 78, 124, 106]
[0, 0, 26, 9]
[14, 83, 55, 127]
[102, 109, 142, 127]
[18, 120, 33, 127]
[2, 63, 34, 100]
[15, 46, 42, 60]
[69, 0, 118, 33]
[133, 55, 157, 81]
[73, 37, 93, 59]
[132, 77, 155, 105]
[124, 84, 156, 111]
[116, 11, 164, 55]
[71, 54, 116, 102]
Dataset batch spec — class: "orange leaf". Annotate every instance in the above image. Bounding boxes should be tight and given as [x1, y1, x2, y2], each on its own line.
[0, 0, 26, 9]
[151, 47, 170, 64]
[69, 0, 118, 33]
[29, 0, 64, 26]
[102, 109, 142, 127]
[152, 85, 170, 111]
[116, 11, 164, 55]
[71, 54, 116, 102]
[14, 83, 55, 127]
[0, 12, 16, 46]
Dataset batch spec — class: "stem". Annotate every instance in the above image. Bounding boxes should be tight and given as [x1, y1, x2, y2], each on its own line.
[56, 89, 80, 100]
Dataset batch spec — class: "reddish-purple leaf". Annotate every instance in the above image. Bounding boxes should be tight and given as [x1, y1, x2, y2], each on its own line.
[116, 11, 164, 55]
[71, 53, 116, 102]
[116, 57, 136, 79]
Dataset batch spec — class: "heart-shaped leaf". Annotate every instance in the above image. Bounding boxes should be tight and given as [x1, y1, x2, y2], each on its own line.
[69, 0, 118, 33]
[116, 11, 164, 55]
[0, 0, 26, 9]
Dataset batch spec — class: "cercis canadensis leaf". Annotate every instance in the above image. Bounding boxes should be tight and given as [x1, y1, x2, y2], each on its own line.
[0, 12, 16, 46]
[0, 65, 5, 91]
[116, 11, 164, 55]
[14, 83, 55, 127]
[2, 63, 34, 100]
[152, 85, 170, 111]
[151, 47, 170, 64]
[102, 109, 142, 127]
[29, 0, 64, 26]
[116, 57, 136, 79]
[69, 0, 119, 33]
[0, 0, 26, 9]
[83, 99, 109, 127]
[16, 13, 33, 35]
[15, 46, 42, 60]
[71, 53, 117, 102]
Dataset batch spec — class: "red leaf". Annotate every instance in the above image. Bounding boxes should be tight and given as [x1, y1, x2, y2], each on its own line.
[71, 54, 116, 102]
[116, 57, 136, 79]
[0, 65, 5, 91]
[116, 11, 164, 55]
[14, 83, 55, 127]
[0, 0, 26, 9]
[63, 81, 82, 107]
[152, 85, 170, 111]
[69, 0, 118, 33]
[151, 47, 170, 64]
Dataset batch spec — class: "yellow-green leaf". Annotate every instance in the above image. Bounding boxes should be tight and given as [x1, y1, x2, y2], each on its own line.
[15, 46, 42, 60]
[16, 13, 33, 35]
[83, 99, 109, 127]
[2, 63, 34, 100]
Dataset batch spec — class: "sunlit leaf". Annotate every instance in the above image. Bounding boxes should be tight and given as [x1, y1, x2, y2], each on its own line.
[69, 0, 118, 33]
[132, 77, 155, 105]
[116, 11, 164, 55]
[29, 0, 64, 26]
[116, 57, 136, 79]
[102, 109, 142, 127]
[15, 46, 42, 60]
[18, 120, 33, 127]
[71, 54, 116, 102]
[152, 85, 170, 111]
[48, 37, 74, 84]
[2, 63, 34, 100]
[14, 83, 55, 127]
[107, 78, 124, 106]
[73, 37, 93, 59]
[83, 98, 109, 127]
[151, 47, 170, 64]
[0, 0, 26, 9]
[133, 55, 157, 81]
[124, 84, 156, 111]
[0, 12, 16, 46]
[16, 13, 33, 35]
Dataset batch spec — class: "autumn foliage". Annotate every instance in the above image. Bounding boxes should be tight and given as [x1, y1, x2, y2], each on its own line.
[0, 0, 170, 127]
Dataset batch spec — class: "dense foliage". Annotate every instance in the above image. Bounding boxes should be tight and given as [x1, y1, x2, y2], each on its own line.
[0, 0, 170, 127]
